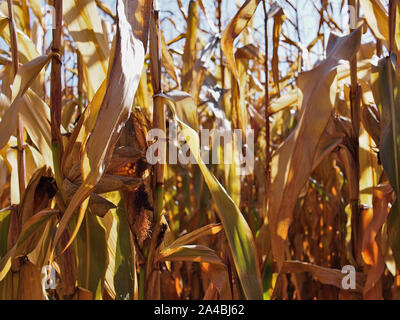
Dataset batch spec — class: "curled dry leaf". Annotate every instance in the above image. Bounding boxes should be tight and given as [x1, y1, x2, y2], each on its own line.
[221, 0, 261, 91]
[157, 245, 224, 265]
[63, 0, 109, 100]
[52, 0, 145, 254]
[279, 261, 366, 292]
[0, 54, 52, 151]
[362, 184, 392, 298]
[371, 57, 400, 267]
[267, 28, 362, 270]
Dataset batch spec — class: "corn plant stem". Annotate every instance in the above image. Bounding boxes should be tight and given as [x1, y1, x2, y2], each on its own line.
[389, 0, 396, 55]
[50, 0, 63, 190]
[130, 234, 139, 300]
[150, 6, 164, 224]
[259, 0, 272, 279]
[7, 0, 26, 197]
[139, 265, 145, 300]
[348, 0, 361, 265]
[145, 4, 165, 295]
[388, 0, 399, 288]
[50, 0, 64, 193]
[217, 0, 224, 94]
[7, 0, 17, 95]
[85, 214, 90, 289]
[16, 118, 25, 198]
[77, 51, 83, 114]
[262, 0, 271, 194]
[376, 39, 383, 57]
[11, 271, 18, 300]
[295, 0, 301, 73]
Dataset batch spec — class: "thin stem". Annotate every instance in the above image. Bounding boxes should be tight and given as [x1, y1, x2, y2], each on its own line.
[217, 0, 224, 93]
[389, 0, 396, 55]
[348, 0, 361, 265]
[7, 0, 18, 78]
[262, 0, 271, 196]
[7, 0, 25, 198]
[77, 51, 83, 115]
[145, 3, 165, 296]
[150, 6, 164, 225]
[51, 0, 64, 191]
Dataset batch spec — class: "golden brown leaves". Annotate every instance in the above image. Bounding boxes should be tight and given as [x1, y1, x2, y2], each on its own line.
[52, 0, 145, 254]
[0, 54, 52, 151]
[63, 0, 109, 100]
[161, 92, 263, 300]
[221, 0, 261, 91]
[268, 28, 362, 270]
[270, 5, 285, 96]
[124, 0, 152, 52]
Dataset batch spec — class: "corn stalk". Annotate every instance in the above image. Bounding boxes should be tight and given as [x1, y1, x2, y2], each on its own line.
[145, 0, 165, 299]
[7, 0, 25, 198]
[348, 0, 362, 265]
[50, 0, 64, 191]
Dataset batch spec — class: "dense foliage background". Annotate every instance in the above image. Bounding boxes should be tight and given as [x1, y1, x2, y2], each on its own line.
[0, 0, 399, 300]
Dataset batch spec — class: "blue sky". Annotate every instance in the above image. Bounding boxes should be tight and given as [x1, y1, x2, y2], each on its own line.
[20, 0, 381, 97]
[101, 0, 361, 66]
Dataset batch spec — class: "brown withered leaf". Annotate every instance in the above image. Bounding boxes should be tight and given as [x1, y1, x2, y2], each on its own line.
[200, 262, 232, 300]
[160, 30, 179, 84]
[18, 260, 45, 300]
[156, 245, 225, 265]
[63, 0, 109, 99]
[18, 166, 54, 226]
[52, 0, 145, 253]
[82, 0, 145, 187]
[359, 0, 388, 43]
[62, 179, 115, 218]
[94, 175, 142, 193]
[279, 261, 366, 292]
[55, 228, 78, 298]
[146, 270, 161, 300]
[271, 6, 285, 96]
[221, 0, 261, 91]
[362, 184, 392, 298]
[124, 0, 152, 52]
[165, 224, 222, 250]
[267, 28, 362, 270]
[161, 91, 263, 300]
[73, 287, 93, 300]
[0, 209, 58, 281]
[0, 54, 52, 151]
[181, 0, 199, 93]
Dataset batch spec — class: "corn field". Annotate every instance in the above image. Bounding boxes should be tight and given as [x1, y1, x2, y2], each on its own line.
[0, 0, 399, 300]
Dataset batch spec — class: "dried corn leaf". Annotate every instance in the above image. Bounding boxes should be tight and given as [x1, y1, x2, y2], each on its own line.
[221, 0, 261, 90]
[267, 29, 361, 270]
[63, 0, 109, 99]
[160, 91, 263, 300]
[280, 261, 366, 292]
[0, 54, 52, 151]
[360, 0, 388, 42]
[371, 57, 400, 266]
[124, 0, 152, 51]
[157, 245, 224, 265]
[166, 224, 222, 250]
[53, 0, 144, 253]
